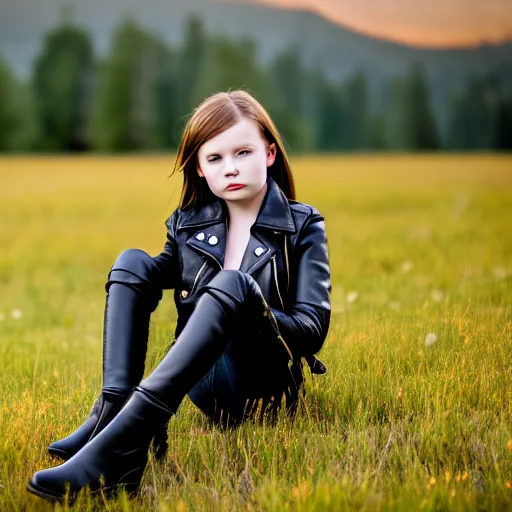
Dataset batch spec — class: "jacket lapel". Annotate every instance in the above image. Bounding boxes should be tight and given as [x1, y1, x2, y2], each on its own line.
[238, 229, 276, 275]
[252, 176, 296, 234]
[178, 177, 297, 274]
[239, 176, 296, 275]
[185, 220, 227, 270]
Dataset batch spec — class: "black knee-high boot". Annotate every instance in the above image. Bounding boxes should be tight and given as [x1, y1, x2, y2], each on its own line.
[48, 250, 168, 462]
[28, 271, 266, 502]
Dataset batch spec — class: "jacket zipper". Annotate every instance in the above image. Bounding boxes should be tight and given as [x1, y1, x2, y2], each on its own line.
[266, 307, 294, 365]
[284, 234, 290, 294]
[190, 244, 223, 271]
[272, 254, 285, 310]
[191, 260, 208, 295]
[270, 254, 293, 365]
[278, 332, 294, 366]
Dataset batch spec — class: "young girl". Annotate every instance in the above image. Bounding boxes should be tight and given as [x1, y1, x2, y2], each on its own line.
[28, 90, 331, 502]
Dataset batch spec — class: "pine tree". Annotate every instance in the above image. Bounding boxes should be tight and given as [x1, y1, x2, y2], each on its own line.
[92, 19, 172, 151]
[270, 46, 312, 152]
[32, 24, 94, 151]
[316, 80, 344, 151]
[175, 16, 208, 130]
[0, 56, 26, 151]
[341, 71, 369, 150]
[448, 76, 506, 150]
[386, 64, 439, 150]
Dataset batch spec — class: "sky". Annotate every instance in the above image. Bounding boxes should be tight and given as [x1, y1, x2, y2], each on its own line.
[255, 0, 512, 47]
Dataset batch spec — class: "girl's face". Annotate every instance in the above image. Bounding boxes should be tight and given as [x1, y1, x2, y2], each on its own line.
[196, 117, 276, 206]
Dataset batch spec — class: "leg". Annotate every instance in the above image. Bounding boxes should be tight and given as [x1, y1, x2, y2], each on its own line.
[28, 271, 286, 501]
[48, 249, 166, 461]
[188, 350, 305, 428]
[187, 272, 304, 426]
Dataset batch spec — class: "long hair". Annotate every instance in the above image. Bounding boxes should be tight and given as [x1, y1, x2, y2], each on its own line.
[172, 90, 296, 209]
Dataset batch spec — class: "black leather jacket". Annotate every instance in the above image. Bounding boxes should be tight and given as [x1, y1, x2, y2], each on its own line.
[153, 176, 331, 374]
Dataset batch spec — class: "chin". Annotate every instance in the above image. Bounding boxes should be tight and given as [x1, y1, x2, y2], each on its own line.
[218, 182, 265, 203]
[223, 191, 251, 201]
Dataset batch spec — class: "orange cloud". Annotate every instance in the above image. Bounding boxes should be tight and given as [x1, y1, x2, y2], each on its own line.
[254, 0, 512, 47]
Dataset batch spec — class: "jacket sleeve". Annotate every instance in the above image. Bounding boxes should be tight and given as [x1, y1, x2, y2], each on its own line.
[152, 209, 181, 290]
[269, 209, 331, 357]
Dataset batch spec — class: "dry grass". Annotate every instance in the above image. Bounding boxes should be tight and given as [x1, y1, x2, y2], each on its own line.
[0, 154, 511, 511]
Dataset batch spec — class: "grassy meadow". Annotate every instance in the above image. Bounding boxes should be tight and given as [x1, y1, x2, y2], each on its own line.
[0, 154, 511, 511]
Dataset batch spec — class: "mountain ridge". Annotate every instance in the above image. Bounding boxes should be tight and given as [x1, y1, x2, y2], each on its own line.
[1, 0, 510, 79]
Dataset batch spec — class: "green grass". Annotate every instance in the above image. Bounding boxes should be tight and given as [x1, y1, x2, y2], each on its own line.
[0, 154, 511, 511]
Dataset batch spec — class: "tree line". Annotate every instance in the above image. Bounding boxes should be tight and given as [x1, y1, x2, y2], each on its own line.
[0, 16, 511, 153]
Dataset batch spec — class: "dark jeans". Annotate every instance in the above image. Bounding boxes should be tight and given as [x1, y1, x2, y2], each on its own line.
[187, 344, 304, 426]
[187, 350, 249, 424]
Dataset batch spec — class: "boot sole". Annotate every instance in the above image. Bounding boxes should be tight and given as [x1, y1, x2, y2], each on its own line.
[27, 465, 144, 504]
[27, 479, 138, 504]
[27, 480, 68, 502]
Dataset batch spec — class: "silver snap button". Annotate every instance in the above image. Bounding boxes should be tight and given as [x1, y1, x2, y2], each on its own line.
[208, 235, 218, 246]
[254, 246, 265, 257]
[196, 232, 205, 241]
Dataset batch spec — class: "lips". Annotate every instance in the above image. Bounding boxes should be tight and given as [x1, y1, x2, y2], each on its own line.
[225, 184, 246, 191]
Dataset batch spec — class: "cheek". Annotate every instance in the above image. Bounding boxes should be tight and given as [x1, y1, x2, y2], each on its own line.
[203, 173, 216, 188]
[244, 154, 267, 174]
[202, 170, 223, 193]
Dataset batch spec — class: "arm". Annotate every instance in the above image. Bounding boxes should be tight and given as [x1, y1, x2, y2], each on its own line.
[269, 209, 331, 358]
[152, 210, 181, 290]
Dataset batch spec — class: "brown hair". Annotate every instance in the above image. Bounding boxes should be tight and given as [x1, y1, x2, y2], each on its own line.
[172, 90, 295, 209]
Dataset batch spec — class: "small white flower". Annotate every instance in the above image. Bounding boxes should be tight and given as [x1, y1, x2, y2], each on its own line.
[389, 301, 401, 310]
[11, 309, 23, 320]
[452, 194, 470, 217]
[409, 226, 432, 240]
[493, 267, 509, 280]
[431, 289, 444, 303]
[346, 291, 359, 303]
[425, 333, 438, 347]
[401, 260, 414, 273]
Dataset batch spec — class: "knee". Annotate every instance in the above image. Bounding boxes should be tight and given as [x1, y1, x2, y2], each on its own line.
[201, 270, 264, 309]
[106, 249, 162, 302]
[109, 248, 156, 282]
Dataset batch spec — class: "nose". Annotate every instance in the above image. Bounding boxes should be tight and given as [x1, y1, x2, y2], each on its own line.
[223, 157, 238, 177]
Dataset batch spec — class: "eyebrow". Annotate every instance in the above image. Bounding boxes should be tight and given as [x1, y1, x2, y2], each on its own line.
[205, 144, 255, 158]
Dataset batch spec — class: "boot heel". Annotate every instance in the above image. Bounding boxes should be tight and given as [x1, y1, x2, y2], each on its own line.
[48, 393, 126, 461]
[152, 420, 169, 461]
[29, 390, 173, 503]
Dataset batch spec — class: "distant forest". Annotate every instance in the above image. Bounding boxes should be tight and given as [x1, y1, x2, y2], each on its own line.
[1, 15, 511, 153]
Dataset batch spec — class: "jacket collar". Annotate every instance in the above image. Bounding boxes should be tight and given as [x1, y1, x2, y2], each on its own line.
[176, 176, 296, 234]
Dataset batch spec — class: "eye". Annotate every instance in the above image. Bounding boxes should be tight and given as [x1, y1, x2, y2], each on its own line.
[207, 155, 221, 163]
[238, 150, 251, 156]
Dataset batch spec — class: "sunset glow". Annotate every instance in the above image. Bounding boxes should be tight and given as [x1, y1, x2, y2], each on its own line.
[254, 0, 512, 47]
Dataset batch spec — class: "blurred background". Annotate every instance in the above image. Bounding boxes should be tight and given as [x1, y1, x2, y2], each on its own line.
[0, 0, 511, 154]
